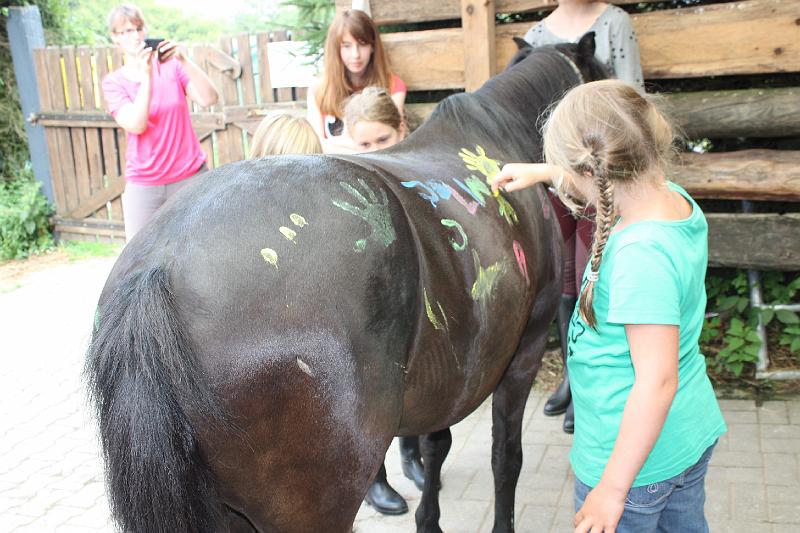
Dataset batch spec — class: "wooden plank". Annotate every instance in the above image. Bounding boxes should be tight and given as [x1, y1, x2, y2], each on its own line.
[32, 50, 52, 111]
[272, 31, 294, 102]
[110, 197, 124, 222]
[236, 34, 257, 105]
[70, 126, 92, 204]
[35, 49, 69, 215]
[377, 0, 800, 90]
[45, 47, 67, 110]
[95, 46, 112, 110]
[32, 111, 224, 130]
[634, 0, 800, 79]
[77, 46, 97, 110]
[45, 47, 79, 214]
[217, 36, 244, 164]
[200, 136, 215, 169]
[664, 87, 800, 139]
[382, 28, 464, 90]
[337, 0, 658, 25]
[707, 214, 800, 271]
[85, 127, 105, 199]
[61, 46, 81, 110]
[461, 0, 496, 92]
[674, 150, 800, 202]
[256, 32, 274, 103]
[68, 178, 126, 219]
[101, 126, 122, 183]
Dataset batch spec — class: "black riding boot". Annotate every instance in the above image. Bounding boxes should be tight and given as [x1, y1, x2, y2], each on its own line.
[399, 436, 425, 491]
[563, 396, 575, 434]
[365, 464, 408, 515]
[543, 294, 577, 417]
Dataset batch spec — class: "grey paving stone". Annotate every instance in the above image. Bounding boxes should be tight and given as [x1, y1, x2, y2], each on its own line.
[758, 402, 790, 425]
[769, 502, 800, 524]
[787, 400, 800, 425]
[516, 504, 555, 532]
[725, 423, 761, 452]
[763, 453, 800, 486]
[719, 399, 757, 412]
[725, 410, 759, 424]
[712, 449, 763, 468]
[761, 424, 800, 440]
[731, 483, 769, 522]
[761, 438, 800, 454]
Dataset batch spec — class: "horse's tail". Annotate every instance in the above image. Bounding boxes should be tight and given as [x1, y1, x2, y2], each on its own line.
[85, 267, 224, 533]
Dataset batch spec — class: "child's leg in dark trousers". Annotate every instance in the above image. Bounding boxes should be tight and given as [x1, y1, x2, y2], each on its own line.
[543, 193, 578, 427]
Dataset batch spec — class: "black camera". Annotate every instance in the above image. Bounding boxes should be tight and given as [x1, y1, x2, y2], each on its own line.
[143, 38, 165, 61]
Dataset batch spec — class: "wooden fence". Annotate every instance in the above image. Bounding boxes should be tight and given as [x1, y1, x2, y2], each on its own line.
[337, 0, 800, 271]
[29, 0, 800, 268]
[31, 31, 308, 242]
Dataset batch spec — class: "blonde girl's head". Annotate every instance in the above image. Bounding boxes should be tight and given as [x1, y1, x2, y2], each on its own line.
[317, 10, 393, 117]
[344, 87, 405, 152]
[250, 113, 322, 157]
[542, 79, 675, 328]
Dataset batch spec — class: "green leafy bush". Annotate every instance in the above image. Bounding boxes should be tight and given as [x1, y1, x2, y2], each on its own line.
[702, 270, 800, 377]
[0, 175, 54, 260]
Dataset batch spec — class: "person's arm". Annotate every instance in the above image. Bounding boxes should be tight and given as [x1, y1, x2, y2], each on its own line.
[158, 40, 219, 107]
[391, 90, 406, 118]
[390, 75, 407, 119]
[107, 45, 153, 135]
[490, 162, 562, 193]
[573, 324, 679, 533]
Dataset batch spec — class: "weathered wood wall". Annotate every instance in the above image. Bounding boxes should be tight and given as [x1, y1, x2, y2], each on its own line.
[338, 0, 800, 269]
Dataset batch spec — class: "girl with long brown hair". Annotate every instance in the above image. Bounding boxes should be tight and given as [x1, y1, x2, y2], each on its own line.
[306, 9, 406, 153]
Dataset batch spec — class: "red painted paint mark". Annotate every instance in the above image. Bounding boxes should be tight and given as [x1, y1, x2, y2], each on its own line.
[513, 240, 530, 286]
[445, 184, 480, 215]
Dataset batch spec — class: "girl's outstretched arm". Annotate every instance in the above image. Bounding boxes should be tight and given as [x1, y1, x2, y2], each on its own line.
[573, 324, 679, 533]
[490, 163, 561, 193]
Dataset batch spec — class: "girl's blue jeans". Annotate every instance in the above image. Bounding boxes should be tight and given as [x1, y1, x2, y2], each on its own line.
[574, 441, 716, 533]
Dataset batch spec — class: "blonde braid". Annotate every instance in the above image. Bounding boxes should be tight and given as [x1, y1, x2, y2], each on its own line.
[578, 159, 615, 329]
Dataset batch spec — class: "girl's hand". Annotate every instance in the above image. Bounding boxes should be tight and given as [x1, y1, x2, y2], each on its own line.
[573, 484, 626, 533]
[131, 42, 153, 82]
[156, 40, 184, 63]
[490, 163, 559, 194]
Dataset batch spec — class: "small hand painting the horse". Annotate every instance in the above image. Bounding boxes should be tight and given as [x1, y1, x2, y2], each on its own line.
[86, 34, 606, 533]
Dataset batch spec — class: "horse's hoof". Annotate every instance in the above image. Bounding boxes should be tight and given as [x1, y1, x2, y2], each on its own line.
[365, 479, 408, 515]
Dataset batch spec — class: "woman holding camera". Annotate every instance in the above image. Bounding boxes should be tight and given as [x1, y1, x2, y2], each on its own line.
[102, 3, 219, 241]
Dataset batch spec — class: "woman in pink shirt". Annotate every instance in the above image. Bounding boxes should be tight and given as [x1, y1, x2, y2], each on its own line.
[102, 4, 219, 241]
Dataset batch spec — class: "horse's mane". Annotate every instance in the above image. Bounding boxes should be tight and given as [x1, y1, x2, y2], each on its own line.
[422, 48, 583, 156]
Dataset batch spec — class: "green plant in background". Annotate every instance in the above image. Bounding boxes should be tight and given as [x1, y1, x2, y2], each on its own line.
[281, 0, 334, 63]
[702, 270, 800, 377]
[0, 174, 54, 260]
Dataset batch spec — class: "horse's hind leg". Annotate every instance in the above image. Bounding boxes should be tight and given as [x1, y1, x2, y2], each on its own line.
[414, 428, 452, 533]
[490, 298, 555, 532]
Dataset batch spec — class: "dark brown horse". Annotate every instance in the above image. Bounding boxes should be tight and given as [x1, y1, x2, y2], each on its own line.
[86, 34, 605, 533]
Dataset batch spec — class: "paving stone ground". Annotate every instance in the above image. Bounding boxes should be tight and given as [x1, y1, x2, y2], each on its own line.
[1, 257, 799, 532]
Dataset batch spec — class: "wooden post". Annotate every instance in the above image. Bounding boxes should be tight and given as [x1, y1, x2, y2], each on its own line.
[7, 6, 54, 203]
[461, 0, 495, 92]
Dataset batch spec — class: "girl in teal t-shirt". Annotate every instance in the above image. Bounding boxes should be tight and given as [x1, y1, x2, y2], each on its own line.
[491, 79, 726, 533]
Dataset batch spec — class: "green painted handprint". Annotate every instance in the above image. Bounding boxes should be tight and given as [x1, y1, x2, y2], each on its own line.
[332, 178, 396, 252]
